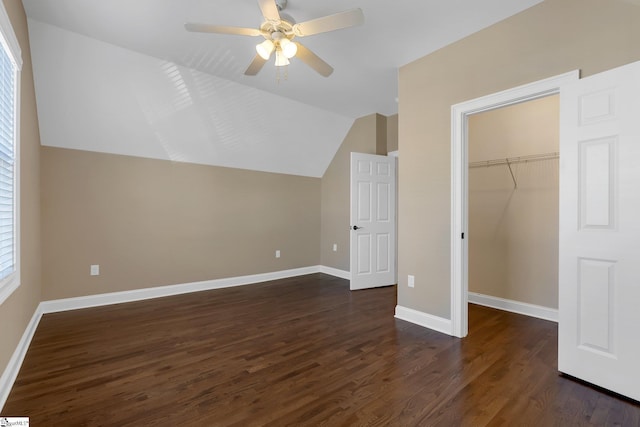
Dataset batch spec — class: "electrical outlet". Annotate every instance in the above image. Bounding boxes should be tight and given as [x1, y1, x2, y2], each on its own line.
[90, 264, 100, 276]
[275, 250, 281, 258]
[408, 275, 415, 288]
[332, 244, 337, 252]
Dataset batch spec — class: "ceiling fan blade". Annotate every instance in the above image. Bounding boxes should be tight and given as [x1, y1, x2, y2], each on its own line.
[258, 0, 280, 21]
[293, 8, 364, 37]
[184, 23, 264, 37]
[245, 54, 268, 76]
[295, 43, 333, 77]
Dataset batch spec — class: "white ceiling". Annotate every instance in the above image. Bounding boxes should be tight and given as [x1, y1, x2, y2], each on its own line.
[28, 19, 355, 177]
[22, 0, 543, 119]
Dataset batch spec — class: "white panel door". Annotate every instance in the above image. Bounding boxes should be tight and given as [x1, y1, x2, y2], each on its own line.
[350, 153, 396, 290]
[559, 60, 640, 401]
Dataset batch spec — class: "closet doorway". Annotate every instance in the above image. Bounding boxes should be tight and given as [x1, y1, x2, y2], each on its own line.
[449, 71, 579, 338]
[467, 95, 559, 324]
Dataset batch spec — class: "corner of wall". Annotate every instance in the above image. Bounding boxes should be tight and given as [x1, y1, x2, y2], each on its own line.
[320, 114, 389, 271]
[0, 0, 44, 409]
[376, 114, 388, 155]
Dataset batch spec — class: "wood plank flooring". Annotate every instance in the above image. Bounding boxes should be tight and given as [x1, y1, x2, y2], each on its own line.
[2, 273, 639, 426]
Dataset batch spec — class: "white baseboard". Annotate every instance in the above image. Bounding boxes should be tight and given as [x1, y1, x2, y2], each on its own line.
[0, 305, 44, 411]
[40, 266, 324, 314]
[468, 292, 558, 322]
[394, 305, 453, 336]
[318, 266, 351, 280]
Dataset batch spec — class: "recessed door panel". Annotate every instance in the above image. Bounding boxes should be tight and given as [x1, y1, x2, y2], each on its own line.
[357, 181, 371, 222]
[376, 162, 390, 177]
[579, 89, 615, 126]
[376, 233, 390, 273]
[579, 138, 616, 230]
[578, 258, 615, 355]
[377, 182, 390, 222]
[358, 160, 372, 175]
[357, 234, 371, 275]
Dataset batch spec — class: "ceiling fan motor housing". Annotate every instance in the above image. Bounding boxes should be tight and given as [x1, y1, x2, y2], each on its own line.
[260, 17, 294, 38]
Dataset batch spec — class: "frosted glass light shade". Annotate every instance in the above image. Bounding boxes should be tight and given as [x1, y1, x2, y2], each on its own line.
[256, 39, 275, 60]
[280, 38, 297, 59]
[274, 49, 290, 66]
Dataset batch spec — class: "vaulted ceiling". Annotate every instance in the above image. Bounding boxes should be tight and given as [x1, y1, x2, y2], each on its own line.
[23, 0, 543, 177]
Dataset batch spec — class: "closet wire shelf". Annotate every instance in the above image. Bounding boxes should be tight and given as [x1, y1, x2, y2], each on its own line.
[468, 152, 559, 188]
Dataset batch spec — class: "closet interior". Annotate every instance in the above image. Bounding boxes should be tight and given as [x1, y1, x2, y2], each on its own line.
[467, 94, 560, 316]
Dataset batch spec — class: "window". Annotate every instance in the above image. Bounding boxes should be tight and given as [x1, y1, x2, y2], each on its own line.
[0, 2, 22, 305]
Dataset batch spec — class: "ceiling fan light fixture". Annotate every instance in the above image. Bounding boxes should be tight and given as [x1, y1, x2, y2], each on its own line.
[274, 49, 290, 66]
[186, 1, 364, 78]
[279, 38, 297, 58]
[256, 39, 275, 60]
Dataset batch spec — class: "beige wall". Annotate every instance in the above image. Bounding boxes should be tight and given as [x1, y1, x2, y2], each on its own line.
[398, 0, 640, 318]
[468, 95, 559, 308]
[43, 111, 391, 297]
[375, 114, 387, 156]
[0, 0, 42, 381]
[386, 114, 398, 153]
[41, 147, 320, 300]
[320, 114, 381, 271]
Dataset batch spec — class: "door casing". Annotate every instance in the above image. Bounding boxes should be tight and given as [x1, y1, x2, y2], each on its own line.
[450, 70, 579, 338]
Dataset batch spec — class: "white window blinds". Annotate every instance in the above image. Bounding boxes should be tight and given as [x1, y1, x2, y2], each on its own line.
[0, 42, 14, 281]
[0, 2, 20, 305]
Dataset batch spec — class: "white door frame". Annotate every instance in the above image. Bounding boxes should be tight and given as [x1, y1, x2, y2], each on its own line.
[450, 70, 579, 338]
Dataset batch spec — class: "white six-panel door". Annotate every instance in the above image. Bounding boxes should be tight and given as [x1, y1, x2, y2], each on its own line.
[350, 153, 396, 290]
[559, 61, 640, 401]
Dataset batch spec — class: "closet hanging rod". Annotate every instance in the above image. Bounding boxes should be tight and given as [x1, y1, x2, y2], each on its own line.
[469, 152, 559, 169]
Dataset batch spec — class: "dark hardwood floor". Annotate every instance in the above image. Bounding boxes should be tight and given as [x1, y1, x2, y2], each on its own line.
[2, 273, 639, 426]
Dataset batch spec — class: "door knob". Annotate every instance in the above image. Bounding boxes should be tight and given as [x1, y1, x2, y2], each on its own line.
[352, 225, 361, 230]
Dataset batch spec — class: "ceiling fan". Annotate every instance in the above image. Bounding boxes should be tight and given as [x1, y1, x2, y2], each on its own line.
[184, 0, 364, 77]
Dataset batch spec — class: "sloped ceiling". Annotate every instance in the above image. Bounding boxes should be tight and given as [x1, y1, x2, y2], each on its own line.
[28, 20, 353, 177]
[23, 0, 543, 177]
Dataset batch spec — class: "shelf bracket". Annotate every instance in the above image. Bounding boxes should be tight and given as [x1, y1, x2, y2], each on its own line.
[506, 159, 517, 188]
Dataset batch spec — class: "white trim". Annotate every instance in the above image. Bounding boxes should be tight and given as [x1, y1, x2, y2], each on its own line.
[41, 266, 320, 313]
[37, 265, 351, 314]
[468, 292, 558, 322]
[0, 2, 22, 70]
[0, 273, 19, 306]
[0, 7, 22, 306]
[394, 305, 453, 336]
[387, 150, 399, 158]
[450, 70, 579, 339]
[318, 266, 351, 280]
[0, 304, 43, 410]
